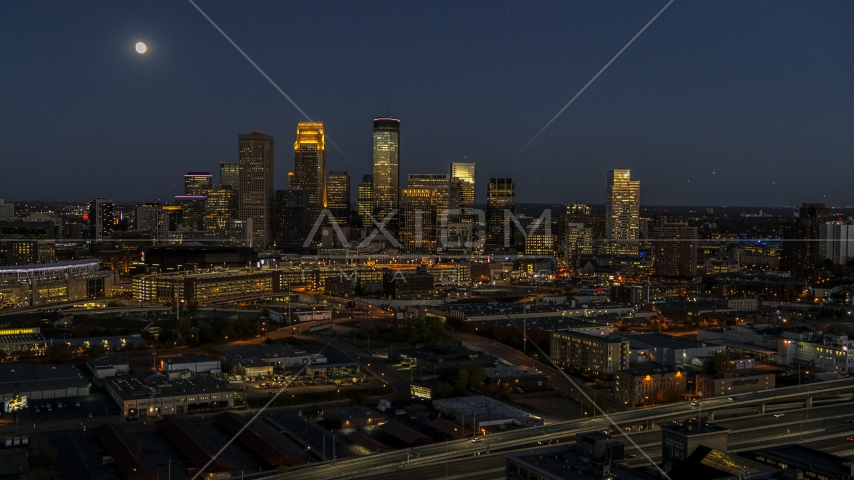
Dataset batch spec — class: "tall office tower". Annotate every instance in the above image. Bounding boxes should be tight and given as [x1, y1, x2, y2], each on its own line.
[238, 131, 275, 248]
[175, 196, 207, 231]
[822, 221, 854, 266]
[408, 174, 452, 248]
[605, 169, 640, 255]
[273, 189, 309, 252]
[652, 223, 698, 277]
[372, 117, 400, 233]
[134, 203, 161, 231]
[399, 187, 437, 254]
[219, 162, 240, 191]
[486, 178, 515, 247]
[782, 203, 829, 274]
[561, 223, 593, 264]
[287, 172, 296, 189]
[293, 122, 327, 225]
[450, 162, 475, 224]
[205, 188, 238, 239]
[89, 198, 114, 241]
[326, 171, 351, 225]
[184, 172, 213, 196]
[357, 174, 374, 228]
[0, 199, 13, 222]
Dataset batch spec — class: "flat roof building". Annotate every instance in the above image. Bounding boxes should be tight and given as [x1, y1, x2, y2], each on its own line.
[432, 395, 541, 433]
[0, 363, 90, 403]
[106, 374, 234, 418]
[615, 365, 687, 406]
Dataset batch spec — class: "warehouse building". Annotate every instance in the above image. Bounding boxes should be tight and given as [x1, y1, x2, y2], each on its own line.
[106, 374, 234, 418]
[0, 363, 90, 403]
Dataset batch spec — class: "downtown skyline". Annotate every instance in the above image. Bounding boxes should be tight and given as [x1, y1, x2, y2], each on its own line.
[1, 1, 852, 206]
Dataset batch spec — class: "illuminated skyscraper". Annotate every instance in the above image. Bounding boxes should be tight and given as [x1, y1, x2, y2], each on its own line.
[293, 122, 327, 223]
[89, 197, 114, 241]
[219, 162, 239, 191]
[408, 174, 453, 247]
[205, 187, 238, 239]
[399, 187, 437, 254]
[134, 203, 161, 231]
[238, 131, 274, 248]
[184, 172, 212, 196]
[653, 223, 697, 276]
[486, 178, 515, 246]
[357, 175, 374, 228]
[326, 171, 350, 226]
[372, 117, 400, 232]
[605, 169, 640, 255]
[273, 189, 309, 252]
[451, 162, 475, 225]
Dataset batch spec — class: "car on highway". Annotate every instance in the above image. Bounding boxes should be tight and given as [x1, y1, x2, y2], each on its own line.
[846, 436, 853, 442]
[471, 437, 482, 443]
[773, 413, 784, 418]
[727, 397, 737, 401]
[690, 401, 699, 407]
[844, 419, 851, 423]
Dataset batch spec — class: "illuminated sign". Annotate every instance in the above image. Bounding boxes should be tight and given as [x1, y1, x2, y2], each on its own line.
[410, 385, 432, 400]
[4, 395, 27, 412]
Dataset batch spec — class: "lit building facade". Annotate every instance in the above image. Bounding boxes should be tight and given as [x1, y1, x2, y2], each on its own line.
[561, 223, 593, 263]
[653, 223, 698, 277]
[326, 171, 350, 226]
[372, 118, 400, 233]
[89, 198, 114, 242]
[175, 195, 207, 231]
[551, 331, 630, 385]
[605, 169, 640, 255]
[219, 162, 239, 191]
[822, 221, 854, 265]
[451, 162, 475, 226]
[357, 174, 374, 228]
[238, 132, 275, 248]
[486, 178, 515, 247]
[134, 203, 161, 231]
[205, 188, 238, 240]
[184, 172, 212, 196]
[399, 187, 437, 254]
[781, 203, 828, 274]
[614, 367, 687, 406]
[293, 122, 327, 224]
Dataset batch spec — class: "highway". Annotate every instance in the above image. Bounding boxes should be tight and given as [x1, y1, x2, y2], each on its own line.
[265, 378, 854, 479]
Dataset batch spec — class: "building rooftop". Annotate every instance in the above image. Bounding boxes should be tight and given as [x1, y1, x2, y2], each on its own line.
[0, 363, 89, 395]
[432, 395, 541, 425]
[618, 365, 679, 377]
[106, 374, 232, 402]
[622, 333, 707, 349]
[484, 366, 547, 378]
[86, 355, 129, 368]
[741, 444, 854, 479]
[507, 445, 658, 480]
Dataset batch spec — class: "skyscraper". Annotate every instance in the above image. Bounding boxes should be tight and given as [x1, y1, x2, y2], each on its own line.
[372, 117, 400, 231]
[0, 199, 14, 222]
[821, 221, 854, 266]
[653, 223, 698, 277]
[89, 198, 114, 241]
[486, 178, 515, 247]
[357, 174, 374, 228]
[273, 189, 309, 252]
[184, 172, 212, 196]
[238, 131, 275, 248]
[219, 162, 240, 191]
[605, 169, 640, 255]
[782, 203, 829, 273]
[399, 187, 437, 254]
[327, 171, 351, 226]
[293, 122, 327, 223]
[134, 203, 161, 231]
[205, 188, 238, 240]
[451, 162, 475, 225]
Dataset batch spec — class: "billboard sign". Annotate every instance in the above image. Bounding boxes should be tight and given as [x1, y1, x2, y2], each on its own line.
[4, 395, 27, 412]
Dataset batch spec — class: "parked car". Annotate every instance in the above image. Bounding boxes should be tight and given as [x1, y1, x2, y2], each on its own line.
[773, 413, 784, 418]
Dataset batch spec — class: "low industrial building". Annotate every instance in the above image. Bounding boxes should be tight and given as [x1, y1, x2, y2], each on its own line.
[614, 366, 687, 406]
[483, 366, 549, 392]
[0, 327, 46, 355]
[160, 354, 221, 374]
[660, 421, 730, 464]
[392, 345, 499, 373]
[221, 344, 318, 370]
[325, 405, 384, 429]
[505, 433, 644, 480]
[432, 395, 542, 433]
[60, 334, 145, 352]
[695, 369, 776, 398]
[617, 333, 725, 367]
[740, 444, 854, 480]
[106, 374, 234, 417]
[382, 267, 434, 299]
[0, 363, 90, 403]
[86, 356, 130, 379]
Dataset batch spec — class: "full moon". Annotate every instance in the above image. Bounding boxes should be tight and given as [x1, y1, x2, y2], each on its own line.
[135, 42, 147, 54]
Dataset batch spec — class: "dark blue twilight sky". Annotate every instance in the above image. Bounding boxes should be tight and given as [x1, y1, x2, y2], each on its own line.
[0, 1, 851, 206]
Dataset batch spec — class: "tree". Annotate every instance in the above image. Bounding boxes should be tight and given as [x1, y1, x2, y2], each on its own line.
[46, 343, 73, 363]
[702, 351, 729, 375]
[435, 382, 455, 399]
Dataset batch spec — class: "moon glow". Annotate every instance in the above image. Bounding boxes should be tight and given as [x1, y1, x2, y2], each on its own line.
[135, 42, 147, 54]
